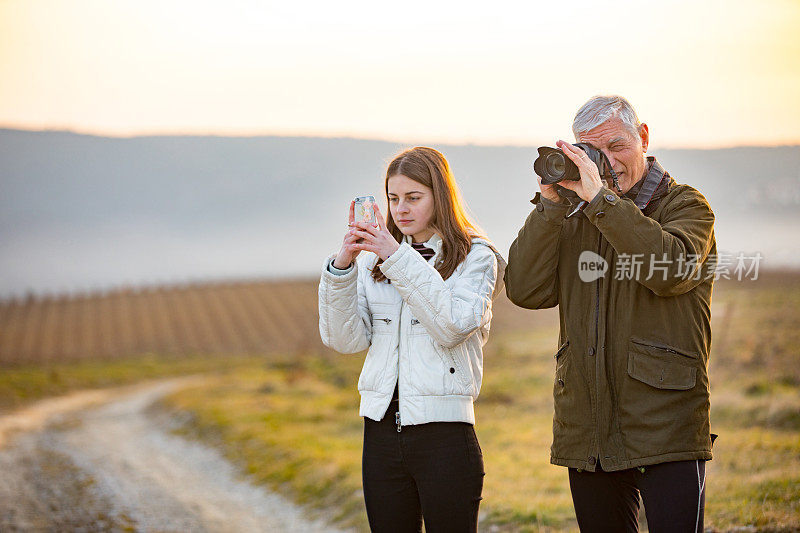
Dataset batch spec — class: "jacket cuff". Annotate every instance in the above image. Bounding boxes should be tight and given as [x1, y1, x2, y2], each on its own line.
[583, 187, 621, 225]
[531, 191, 571, 225]
[321, 254, 357, 283]
[327, 258, 354, 275]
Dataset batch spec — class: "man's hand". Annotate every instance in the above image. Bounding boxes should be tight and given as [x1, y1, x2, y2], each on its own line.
[554, 140, 605, 203]
[538, 175, 562, 204]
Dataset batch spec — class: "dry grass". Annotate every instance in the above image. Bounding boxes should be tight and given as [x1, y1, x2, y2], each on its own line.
[2, 271, 798, 531]
[162, 273, 800, 531]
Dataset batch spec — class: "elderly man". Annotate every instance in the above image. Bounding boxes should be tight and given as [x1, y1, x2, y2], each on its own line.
[505, 95, 716, 532]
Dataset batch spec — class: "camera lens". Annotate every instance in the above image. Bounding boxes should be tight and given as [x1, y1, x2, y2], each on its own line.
[534, 145, 581, 184]
[545, 152, 567, 180]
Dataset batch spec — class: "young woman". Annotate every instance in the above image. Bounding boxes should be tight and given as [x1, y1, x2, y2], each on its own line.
[318, 146, 506, 532]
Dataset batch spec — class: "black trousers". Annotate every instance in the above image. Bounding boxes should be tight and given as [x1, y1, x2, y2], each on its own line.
[568, 460, 707, 533]
[361, 410, 484, 533]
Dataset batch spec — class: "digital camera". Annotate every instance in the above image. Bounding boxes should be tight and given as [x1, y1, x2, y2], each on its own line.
[533, 143, 616, 185]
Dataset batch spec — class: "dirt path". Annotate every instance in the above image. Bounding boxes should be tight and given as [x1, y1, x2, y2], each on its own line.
[0, 378, 346, 532]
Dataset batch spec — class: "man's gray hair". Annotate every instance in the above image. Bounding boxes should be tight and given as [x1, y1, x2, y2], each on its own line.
[572, 95, 642, 141]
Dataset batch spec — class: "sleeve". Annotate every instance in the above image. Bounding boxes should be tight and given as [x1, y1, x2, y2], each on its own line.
[504, 192, 570, 309]
[582, 186, 716, 297]
[327, 259, 354, 275]
[379, 242, 497, 349]
[318, 253, 372, 354]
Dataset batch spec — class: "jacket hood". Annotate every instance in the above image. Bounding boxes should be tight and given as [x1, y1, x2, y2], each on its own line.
[402, 233, 507, 300]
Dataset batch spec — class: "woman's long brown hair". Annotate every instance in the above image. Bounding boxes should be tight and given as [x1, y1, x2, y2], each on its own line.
[371, 146, 486, 283]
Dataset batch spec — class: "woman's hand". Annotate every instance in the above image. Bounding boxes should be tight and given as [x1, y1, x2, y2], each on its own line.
[332, 200, 363, 269]
[350, 203, 400, 261]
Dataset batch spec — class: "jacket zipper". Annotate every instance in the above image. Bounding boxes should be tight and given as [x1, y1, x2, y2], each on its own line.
[593, 231, 602, 467]
[396, 308, 403, 432]
[396, 316, 428, 431]
[634, 340, 680, 354]
[555, 340, 570, 360]
[596, 232, 623, 467]
[630, 339, 694, 358]
[398, 246, 439, 432]
[595, 232, 601, 351]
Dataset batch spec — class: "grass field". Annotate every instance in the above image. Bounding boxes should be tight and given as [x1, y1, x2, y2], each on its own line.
[1, 272, 798, 531]
[0, 352, 268, 414]
[161, 273, 800, 532]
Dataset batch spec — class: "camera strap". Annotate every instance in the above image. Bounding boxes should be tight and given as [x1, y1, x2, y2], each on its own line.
[566, 158, 667, 219]
[607, 167, 622, 193]
[632, 157, 666, 210]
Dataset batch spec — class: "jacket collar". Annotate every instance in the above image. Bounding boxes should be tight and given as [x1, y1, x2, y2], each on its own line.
[403, 232, 443, 252]
[401, 231, 506, 299]
[624, 156, 674, 214]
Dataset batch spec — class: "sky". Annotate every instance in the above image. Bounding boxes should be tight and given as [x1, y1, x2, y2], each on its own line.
[1, 0, 799, 148]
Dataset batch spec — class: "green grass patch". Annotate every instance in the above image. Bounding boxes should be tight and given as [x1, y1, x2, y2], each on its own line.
[161, 318, 800, 532]
[0, 353, 260, 414]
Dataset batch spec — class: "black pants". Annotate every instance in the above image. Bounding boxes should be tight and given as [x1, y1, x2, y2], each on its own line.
[568, 460, 706, 533]
[362, 411, 484, 533]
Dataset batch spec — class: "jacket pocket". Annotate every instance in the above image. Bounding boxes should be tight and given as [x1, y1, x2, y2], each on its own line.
[433, 342, 473, 393]
[371, 315, 395, 336]
[553, 340, 585, 429]
[357, 314, 397, 392]
[409, 316, 427, 336]
[619, 338, 706, 458]
[627, 339, 697, 390]
[554, 339, 569, 386]
[555, 340, 570, 361]
[358, 334, 392, 392]
[630, 337, 699, 360]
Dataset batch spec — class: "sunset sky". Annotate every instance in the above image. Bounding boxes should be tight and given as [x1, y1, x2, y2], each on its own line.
[1, 0, 799, 148]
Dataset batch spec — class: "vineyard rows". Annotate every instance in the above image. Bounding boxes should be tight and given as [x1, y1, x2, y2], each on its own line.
[0, 277, 549, 365]
[0, 279, 328, 364]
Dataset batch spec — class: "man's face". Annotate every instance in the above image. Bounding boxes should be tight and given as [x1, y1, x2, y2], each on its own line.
[578, 117, 649, 194]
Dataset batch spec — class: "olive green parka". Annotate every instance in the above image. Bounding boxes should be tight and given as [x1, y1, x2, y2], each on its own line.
[505, 158, 716, 472]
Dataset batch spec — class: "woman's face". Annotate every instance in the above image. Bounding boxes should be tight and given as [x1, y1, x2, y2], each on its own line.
[387, 174, 435, 243]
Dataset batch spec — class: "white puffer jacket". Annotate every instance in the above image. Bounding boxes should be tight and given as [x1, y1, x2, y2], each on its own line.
[318, 232, 506, 426]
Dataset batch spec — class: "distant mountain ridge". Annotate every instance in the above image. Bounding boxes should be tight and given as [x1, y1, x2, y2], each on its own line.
[1, 129, 798, 298]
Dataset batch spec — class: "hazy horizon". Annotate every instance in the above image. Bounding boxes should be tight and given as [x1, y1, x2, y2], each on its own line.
[4, 126, 800, 152]
[2, 128, 799, 300]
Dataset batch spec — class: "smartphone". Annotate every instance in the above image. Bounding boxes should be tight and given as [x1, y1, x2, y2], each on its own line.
[354, 196, 377, 225]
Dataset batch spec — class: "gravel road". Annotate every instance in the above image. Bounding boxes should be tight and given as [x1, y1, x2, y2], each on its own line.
[0, 378, 347, 532]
